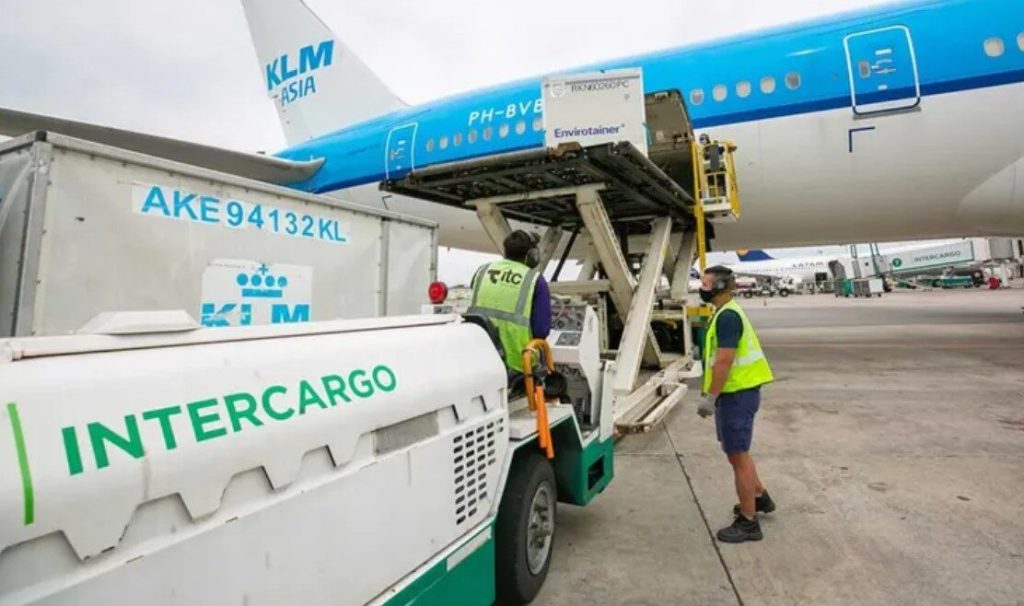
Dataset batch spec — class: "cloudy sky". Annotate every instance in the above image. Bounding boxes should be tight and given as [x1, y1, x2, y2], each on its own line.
[2, 0, 919, 280]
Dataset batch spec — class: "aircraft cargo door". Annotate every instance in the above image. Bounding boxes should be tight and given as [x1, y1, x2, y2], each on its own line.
[843, 26, 921, 116]
[385, 123, 418, 179]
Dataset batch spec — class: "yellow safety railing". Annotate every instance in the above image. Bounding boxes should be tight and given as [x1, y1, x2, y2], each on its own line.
[692, 139, 742, 222]
[690, 140, 709, 271]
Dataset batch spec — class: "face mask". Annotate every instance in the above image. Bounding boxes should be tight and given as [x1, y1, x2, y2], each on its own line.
[698, 288, 715, 303]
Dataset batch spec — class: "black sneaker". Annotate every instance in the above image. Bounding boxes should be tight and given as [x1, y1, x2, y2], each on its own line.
[732, 491, 776, 516]
[717, 515, 763, 543]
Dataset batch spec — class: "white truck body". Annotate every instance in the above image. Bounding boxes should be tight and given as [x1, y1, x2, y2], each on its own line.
[0, 132, 437, 337]
[0, 315, 508, 605]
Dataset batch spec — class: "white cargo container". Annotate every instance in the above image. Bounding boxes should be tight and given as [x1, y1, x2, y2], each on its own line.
[0, 132, 437, 337]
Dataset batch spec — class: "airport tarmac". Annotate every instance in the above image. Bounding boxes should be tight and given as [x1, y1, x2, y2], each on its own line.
[536, 287, 1024, 606]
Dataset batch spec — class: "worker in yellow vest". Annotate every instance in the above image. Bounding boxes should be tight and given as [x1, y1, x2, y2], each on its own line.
[468, 230, 552, 384]
[696, 265, 775, 543]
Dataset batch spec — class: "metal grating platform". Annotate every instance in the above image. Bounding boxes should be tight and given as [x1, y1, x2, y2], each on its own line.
[381, 142, 696, 234]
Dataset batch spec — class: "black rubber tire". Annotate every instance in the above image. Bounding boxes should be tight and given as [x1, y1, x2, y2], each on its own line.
[743, 291, 753, 299]
[495, 453, 557, 605]
[779, 289, 790, 298]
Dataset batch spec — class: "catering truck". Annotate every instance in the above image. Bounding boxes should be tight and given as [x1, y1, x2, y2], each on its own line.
[0, 132, 437, 337]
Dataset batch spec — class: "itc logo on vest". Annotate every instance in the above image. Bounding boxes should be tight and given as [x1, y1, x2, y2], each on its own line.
[487, 268, 523, 285]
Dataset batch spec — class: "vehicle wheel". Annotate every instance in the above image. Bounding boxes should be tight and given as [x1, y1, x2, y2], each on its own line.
[779, 289, 790, 298]
[743, 291, 753, 299]
[495, 452, 557, 605]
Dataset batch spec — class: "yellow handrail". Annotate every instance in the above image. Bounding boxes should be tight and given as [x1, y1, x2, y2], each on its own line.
[690, 140, 708, 271]
[695, 139, 742, 221]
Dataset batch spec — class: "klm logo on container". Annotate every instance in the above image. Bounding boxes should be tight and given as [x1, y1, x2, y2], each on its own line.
[265, 40, 334, 106]
[201, 264, 310, 327]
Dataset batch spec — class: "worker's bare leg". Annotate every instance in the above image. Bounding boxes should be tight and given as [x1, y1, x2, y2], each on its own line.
[728, 452, 758, 519]
[752, 458, 766, 496]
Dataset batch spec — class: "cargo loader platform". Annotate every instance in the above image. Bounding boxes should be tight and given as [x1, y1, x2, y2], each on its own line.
[383, 140, 711, 432]
[382, 141, 696, 236]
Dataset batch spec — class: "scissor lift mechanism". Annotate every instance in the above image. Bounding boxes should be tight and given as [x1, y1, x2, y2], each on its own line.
[384, 141, 722, 431]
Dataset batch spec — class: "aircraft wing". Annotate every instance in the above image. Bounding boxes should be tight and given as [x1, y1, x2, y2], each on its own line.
[0, 107, 323, 185]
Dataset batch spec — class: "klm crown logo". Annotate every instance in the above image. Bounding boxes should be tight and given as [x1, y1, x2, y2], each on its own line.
[237, 264, 288, 299]
[202, 263, 310, 328]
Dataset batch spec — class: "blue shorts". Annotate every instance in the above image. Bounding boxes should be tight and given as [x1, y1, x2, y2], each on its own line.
[714, 388, 760, 454]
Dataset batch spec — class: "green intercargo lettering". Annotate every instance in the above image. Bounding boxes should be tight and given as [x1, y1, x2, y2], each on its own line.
[58, 366, 398, 476]
[62, 426, 84, 476]
[89, 415, 144, 470]
[321, 375, 350, 405]
[142, 405, 183, 450]
[188, 399, 227, 442]
[261, 385, 293, 420]
[224, 393, 263, 432]
[350, 370, 373, 398]
[298, 380, 329, 413]
[373, 365, 397, 392]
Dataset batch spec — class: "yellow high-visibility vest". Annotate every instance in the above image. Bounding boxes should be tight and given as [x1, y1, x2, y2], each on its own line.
[468, 259, 539, 372]
[703, 299, 774, 394]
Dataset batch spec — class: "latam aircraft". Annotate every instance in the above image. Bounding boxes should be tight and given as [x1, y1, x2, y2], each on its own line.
[2, 0, 1023, 254]
[727, 250, 835, 283]
[725, 239, 987, 283]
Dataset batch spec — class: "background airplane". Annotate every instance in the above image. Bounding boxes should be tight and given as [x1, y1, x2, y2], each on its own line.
[727, 249, 833, 283]
[721, 237, 1000, 285]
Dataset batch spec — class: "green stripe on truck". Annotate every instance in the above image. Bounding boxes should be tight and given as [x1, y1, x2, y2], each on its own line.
[381, 525, 495, 606]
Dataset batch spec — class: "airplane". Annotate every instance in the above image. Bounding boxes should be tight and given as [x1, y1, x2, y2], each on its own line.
[726, 249, 834, 283]
[724, 237, 994, 285]
[2, 0, 1023, 259]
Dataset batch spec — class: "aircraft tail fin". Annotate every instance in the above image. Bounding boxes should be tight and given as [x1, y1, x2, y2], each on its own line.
[736, 249, 775, 262]
[240, 0, 405, 146]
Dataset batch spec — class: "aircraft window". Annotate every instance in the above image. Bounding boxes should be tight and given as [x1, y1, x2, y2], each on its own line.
[468, 129, 478, 144]
[453, 132, 463, 146]
[532, 116, 543, 132]
[858, 60, 871, 79]
[515, 120, 526, 135]
[689, 88, 704, 105]
[483, 126, 493, 141]
[785, 71, 801, 90]
[760, 76, 776, 94]
[425, 138, 435, 152]
[736, 81, 751, 98]
[439, 135, 449, 150]
[1018, 32, 1024, 51]
[712, 84, 728, 102]
[984, 37, 1005, 58]
[499, 123, 510, 138]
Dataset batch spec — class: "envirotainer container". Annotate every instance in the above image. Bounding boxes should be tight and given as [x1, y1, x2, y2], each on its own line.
[0, 132, 437, 336]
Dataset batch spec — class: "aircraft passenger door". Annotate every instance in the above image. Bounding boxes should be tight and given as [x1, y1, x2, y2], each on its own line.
[385, 123, 418, 179]
[843, 26, 921, 116]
